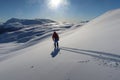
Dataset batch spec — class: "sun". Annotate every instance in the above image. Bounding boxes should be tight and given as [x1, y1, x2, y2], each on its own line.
[48, 0, 63, 9]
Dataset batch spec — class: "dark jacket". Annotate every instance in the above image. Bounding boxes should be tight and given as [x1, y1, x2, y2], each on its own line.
[52, 32, 59, 41]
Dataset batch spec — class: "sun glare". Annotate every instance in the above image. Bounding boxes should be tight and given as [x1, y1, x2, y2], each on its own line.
[48, 0, 64, 9]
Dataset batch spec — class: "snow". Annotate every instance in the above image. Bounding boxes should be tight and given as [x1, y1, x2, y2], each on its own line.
[0, 20, 75, 54]
[62, 8, 120, 54]
[0, 8, 120, 80]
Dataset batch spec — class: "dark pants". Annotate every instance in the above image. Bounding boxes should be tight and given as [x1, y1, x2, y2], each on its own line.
[54, 39, 59, 48]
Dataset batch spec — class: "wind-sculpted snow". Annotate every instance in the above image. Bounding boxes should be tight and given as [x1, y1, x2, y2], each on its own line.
[0, 19, 78, 54]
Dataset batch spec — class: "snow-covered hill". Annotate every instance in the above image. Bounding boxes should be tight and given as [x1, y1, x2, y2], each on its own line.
[1, 18, 56, 31]
[0, 18, 77, 54]
[0, 9, 120, 80]
[63, 8, 120, 53]
[4, 18, 56, 26]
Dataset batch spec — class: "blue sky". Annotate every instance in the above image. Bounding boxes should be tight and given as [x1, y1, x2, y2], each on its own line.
[0, 0, 120, 23]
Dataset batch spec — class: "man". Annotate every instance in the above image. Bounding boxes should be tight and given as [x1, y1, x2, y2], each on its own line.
[52, 31, 59, 48]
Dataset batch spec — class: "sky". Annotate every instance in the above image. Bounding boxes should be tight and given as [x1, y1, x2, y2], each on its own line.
[0, 0, 120, 23]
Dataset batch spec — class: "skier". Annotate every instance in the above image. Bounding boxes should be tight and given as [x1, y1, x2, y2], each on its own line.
[52, 31, 59, 48]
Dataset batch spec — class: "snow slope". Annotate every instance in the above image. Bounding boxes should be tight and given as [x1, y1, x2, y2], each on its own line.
[0, 18, 76, 55]
[63, 8, 120, 53]
[0, 9, 120, 80]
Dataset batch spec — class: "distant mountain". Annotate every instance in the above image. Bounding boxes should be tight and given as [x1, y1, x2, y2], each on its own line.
[4, 18, 56, 25]
[0, 18, 75, 43]
[0, 18, 57, 34]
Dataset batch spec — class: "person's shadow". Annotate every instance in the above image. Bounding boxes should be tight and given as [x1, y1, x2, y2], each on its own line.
[51, 48, 60, 58]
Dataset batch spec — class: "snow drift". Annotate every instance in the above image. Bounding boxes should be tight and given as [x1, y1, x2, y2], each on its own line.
[0, 9, 120, 80]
